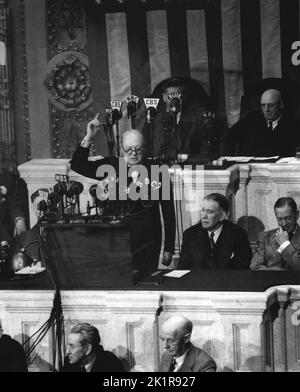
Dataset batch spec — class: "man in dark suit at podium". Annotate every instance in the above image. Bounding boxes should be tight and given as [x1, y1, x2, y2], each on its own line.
[225, 88, 299, 156]
[71, 115, 176, 277]
[63, 323, 124, 372]
[178, 193, 252, 269]
[251, 197, 300, 270]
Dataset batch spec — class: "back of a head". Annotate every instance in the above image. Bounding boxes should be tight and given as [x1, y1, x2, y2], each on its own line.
[71, 323, 101, 351]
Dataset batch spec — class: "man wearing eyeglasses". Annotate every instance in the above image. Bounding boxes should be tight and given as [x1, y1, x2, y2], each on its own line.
[71, 115, 175, 278]
[159, 314, 216, 372]
[225, 87, 299, 156]
[251, 197, 300, 270]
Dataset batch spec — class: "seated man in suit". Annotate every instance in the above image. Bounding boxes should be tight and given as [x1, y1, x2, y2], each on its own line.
[250, 197, 300, 270]
[178, 193, 252, 269]
[0, 318, 28, 372]
[140, 77, 223, 160]
[63, 323, 124, 372]
[225, 88, 299, 156]
[0, 172, 26, 239]
[159, 314, 216, 372]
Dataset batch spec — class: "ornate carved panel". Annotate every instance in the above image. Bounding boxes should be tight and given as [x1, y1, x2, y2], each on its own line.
[0, 0, 17, 170]
[46, 1, 94, 159]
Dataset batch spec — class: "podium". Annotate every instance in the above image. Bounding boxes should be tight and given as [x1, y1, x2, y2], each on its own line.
[39, 218, 157, 289]
[39, 222, 134, 289]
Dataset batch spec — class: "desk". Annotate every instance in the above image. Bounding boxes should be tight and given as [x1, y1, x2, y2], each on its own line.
[1, 270, 300, 372]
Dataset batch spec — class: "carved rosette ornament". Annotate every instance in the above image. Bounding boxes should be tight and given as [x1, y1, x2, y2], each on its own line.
[44, 52, 92, 111]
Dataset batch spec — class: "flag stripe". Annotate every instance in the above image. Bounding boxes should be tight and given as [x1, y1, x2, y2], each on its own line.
[221, 0, 244, 127]
[106, 12, 132, 137]
[260, 0, 282, 79]
[205, 0, 227, 123]
[240, 0, 262, 94]
[186, 9, 210, 94]
[126, 6, 152, 97]
[167, 6, 191, 77]
[84, 0, 111, 154]
[280, 0, 300, 81]
[147, 10, 171, 93]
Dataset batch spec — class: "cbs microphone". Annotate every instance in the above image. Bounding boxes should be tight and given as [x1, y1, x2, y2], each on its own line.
[66, 181, 84, 198]
[110, 100, 123, 123]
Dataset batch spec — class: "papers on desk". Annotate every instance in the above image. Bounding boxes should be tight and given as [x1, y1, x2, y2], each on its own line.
[164, 270, 191, 278]
[251, 156, 279, 161]
[15, 262, 45, 275]
[218, 156, 254, 163]
[277, 157, 300, 164]
[216, 156, 280, 164]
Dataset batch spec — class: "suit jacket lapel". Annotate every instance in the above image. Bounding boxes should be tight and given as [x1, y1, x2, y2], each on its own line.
[291, 225, 300, 247]
[214, 222, 231, 268]
[195, 227, 209, 268]
[179, 344, 195, 372]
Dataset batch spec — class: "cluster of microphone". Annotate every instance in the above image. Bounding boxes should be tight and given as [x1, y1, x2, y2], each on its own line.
[37, 174, 140, 223]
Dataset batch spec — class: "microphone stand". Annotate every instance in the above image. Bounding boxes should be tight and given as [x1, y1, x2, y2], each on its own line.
[147, 108, 156, 159]
[115, 121, 120, 157]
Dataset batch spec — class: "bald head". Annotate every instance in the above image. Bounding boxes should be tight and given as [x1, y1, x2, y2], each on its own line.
[162, 315, 193, 338]
[122, 129, 146, 166]
[260, 89, 284, 122]
[160, 315, 192, 357]
[122, 129, 145, 147]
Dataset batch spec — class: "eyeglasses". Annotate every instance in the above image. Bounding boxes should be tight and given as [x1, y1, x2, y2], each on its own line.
[122, 146, 144, 155]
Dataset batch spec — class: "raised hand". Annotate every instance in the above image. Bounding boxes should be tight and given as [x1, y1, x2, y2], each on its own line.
[86, 113, 101, 141]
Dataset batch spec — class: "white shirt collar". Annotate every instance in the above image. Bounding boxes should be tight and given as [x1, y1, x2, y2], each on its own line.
[83, 354, 96, 372]
[268, 116, 281, 130]
[173, 348, 189, 372]
[207, 224, 223, 243]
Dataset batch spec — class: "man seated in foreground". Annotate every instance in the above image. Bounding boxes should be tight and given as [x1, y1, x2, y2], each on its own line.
[178, 193, 252, 269]
[63, 322, 124, 372]
[251, 197, 300, 270]
[159, 314, 216, 372]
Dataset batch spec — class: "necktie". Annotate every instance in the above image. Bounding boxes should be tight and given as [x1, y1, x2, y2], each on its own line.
[205, 231, 216, 269]
[209, 231, 215, 252]
[168, 357, 177, 372]
[267, 121, 273, 131]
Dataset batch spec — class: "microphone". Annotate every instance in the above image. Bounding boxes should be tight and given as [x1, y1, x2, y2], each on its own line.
[37, 199, 47, 213]
[89, 184, 97, 199]
[143, 98, 160, 124]
[126, 95, 139, 119]
[200, 111, 216, 128]
[66, 181, 84, 198]
[53, 182, 67, 197]
[110, 100, 123, 123]
[166, 92, 182, 115]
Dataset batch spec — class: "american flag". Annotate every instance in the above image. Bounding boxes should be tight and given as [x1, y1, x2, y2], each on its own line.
[84, 0, 300, 153]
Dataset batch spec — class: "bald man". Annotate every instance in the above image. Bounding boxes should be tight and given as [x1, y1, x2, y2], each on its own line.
[159, 314, 216, 372]
[71, 116, 175, 280]
[225, 88, 299, 157]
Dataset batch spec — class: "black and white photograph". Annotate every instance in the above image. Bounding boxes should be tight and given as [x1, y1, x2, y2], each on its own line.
[0, 0, 300, 379]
